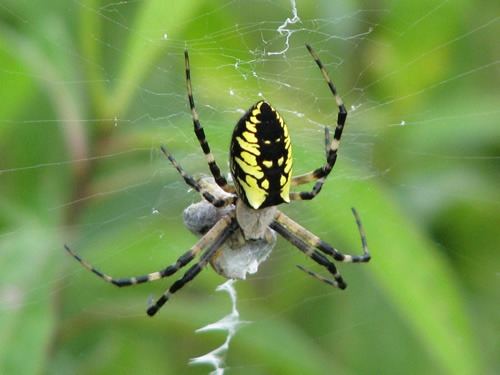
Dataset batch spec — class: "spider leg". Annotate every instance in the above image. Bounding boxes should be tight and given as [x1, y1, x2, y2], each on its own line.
[161, 145, 236, 207]
[64, 214, 237, 288]
[270, 220, 347, 289]
[184, 50, 235, 194]
[275, 209, 370, 263]
[296, 265, 337, 286]
[290, 44, 347, 201]
[147, 217, 238, 316]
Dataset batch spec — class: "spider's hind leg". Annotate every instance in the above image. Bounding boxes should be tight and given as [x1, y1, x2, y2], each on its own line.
[290, 44, 349, 200]
[184, 50, 234, 193]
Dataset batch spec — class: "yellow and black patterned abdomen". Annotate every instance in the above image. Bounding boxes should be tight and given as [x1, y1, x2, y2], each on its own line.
[230, 101, 292, 209]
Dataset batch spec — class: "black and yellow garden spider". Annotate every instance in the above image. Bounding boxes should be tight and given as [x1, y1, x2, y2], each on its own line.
[64, 44, 370, 317]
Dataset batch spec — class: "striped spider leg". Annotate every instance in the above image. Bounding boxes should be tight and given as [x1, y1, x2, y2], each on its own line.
[184, 50, 236, 194]
[64, 148, 238, 317]
[271, 208, 370, 287]
[290, 44, 348, 201]
[64, 213, 238, 317]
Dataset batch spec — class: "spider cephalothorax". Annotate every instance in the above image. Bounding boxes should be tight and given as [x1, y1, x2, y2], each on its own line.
[64, 44, 370, 317]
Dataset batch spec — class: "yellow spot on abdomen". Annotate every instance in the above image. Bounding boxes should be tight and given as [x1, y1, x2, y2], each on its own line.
[280, 175, 287, 186]
[242, 131, 257, 143]
[245, 120, 257, 133]
[235, 154, 264, 180]
[236, 136, 260, 156]
[262, 160, 273, 168]
[242, 175, 267, 209]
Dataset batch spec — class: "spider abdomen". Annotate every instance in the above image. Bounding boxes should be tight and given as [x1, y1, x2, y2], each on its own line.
[230, 101, 293, 209]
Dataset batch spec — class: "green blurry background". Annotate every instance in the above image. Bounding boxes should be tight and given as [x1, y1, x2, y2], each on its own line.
[0, 1, 498, 374]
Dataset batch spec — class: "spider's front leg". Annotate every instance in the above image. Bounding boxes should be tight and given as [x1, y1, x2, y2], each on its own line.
[64, 213, 238, 316]
[63, 212, 238, 286]
[275, 208, 370, 263]
[271, 208, 370, 288]
[63, 244, 195, 287]
[147, 217, 238, 316]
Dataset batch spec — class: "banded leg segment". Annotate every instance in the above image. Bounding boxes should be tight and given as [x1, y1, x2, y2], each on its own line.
[296, 264, 339, 287]
[185, 50, 233, 193]
[147, 218, 239, 316]
[290, 44, 348, 200]
[270, 220, 347, 288]
[161, 146, 236, 207]
[275, 209, 370, 263]
[63, 213, 237, 288]
[64, 244, 170, 287]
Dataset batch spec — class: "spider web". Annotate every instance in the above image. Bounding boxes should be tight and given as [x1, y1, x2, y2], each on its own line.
[0, 0, 499, 374]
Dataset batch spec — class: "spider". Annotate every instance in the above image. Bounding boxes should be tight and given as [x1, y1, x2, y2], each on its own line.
[64, 44, 370, 317]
